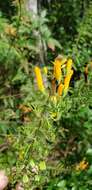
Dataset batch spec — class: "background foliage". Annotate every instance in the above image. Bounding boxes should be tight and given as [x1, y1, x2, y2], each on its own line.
[0, 0, 92, 189]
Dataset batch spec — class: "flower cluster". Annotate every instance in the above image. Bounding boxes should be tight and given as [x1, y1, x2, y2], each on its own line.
[75, 160, 88, 171]
[34, 56, 74, 97]
[54, 56, 73, 96]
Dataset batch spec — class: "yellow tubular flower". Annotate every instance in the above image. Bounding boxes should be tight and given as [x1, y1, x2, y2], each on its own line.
[53, 56, 67, 82]
[57, 83, 64, 96]
[66, 58, 73, 75]
[64, 69, 74, 95]
[53, 59, 62, 82]
[34, 66, 45, 92]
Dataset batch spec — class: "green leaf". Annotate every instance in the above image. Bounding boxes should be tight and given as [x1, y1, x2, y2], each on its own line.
[87, 165, 92, 175]
[39, 161, 46, 171]
[57, 180, 66, 188]
[30, 159, 35, 167]
[23, 174, 29, 183]
[86, 148, 92, 156]
[35, 175, 40, 182]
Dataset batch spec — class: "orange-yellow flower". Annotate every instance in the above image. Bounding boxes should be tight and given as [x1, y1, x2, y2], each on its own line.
[5, 25, 16, 37]
[57, 83, 64, 96]
[34, 66, 45, 92]
[66, 58, 73, 75]
[76, 160, 88, 171]
[53, 59, 62, 82]
[53, 56, 67, 82]
[64, 69, 73, 95]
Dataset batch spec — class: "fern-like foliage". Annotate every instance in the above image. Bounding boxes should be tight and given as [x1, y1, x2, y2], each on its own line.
[72, 2, 92, 67]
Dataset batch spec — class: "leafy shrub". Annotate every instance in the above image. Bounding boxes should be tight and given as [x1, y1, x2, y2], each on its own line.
[0, 1, 92, 190]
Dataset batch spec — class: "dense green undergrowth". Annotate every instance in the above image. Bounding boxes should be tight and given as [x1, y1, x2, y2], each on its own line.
[1, 77, 92, 190]
[0, 1, 92, 189]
